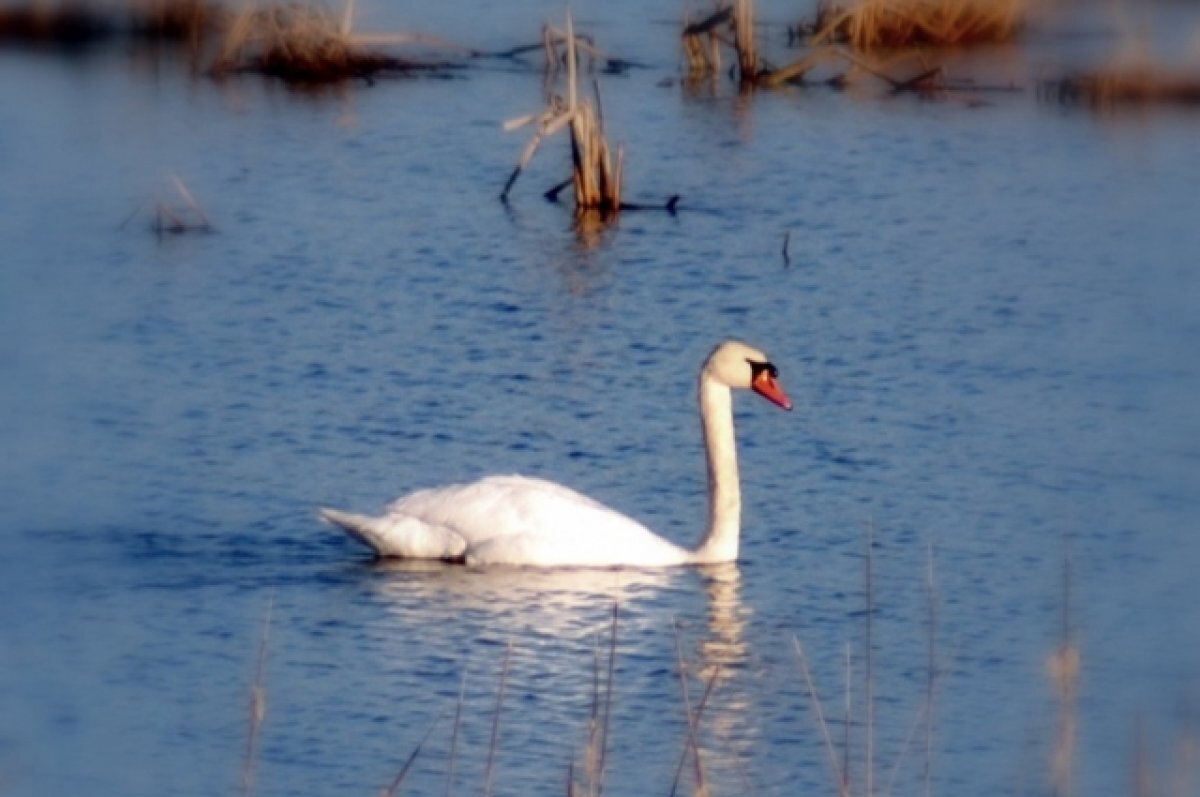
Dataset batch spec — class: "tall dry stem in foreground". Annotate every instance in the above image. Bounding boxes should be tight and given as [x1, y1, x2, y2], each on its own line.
[1047, 554, 1080, 797]
[482, 642, 513, 797]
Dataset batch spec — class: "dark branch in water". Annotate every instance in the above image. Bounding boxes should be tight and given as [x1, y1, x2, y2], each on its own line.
[682, 7, 732, 37]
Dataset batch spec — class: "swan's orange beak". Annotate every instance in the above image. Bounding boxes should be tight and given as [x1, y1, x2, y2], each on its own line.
[752, 370, 793, 411]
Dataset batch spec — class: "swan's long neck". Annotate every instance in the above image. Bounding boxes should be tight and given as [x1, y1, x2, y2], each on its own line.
[690, 372, 740, 564]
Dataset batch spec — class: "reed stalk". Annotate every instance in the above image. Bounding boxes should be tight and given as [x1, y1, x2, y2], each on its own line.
[865, 520, 876, 797]
[1047, 553, 1080, 797]
[482, 642, 513, 797]
[809, 0, 1025, 50]
[443, 673, 466, 797]
[794, 636, 851, 797]
[209, 1, 430, 82]
[668, 618, 722, 797]
[501, 11, 623, 212]
[240, 590, 274, 797]
[731, 0, 758, 82]
[381, 711, 445, 797]
[679, 1, 758, 84]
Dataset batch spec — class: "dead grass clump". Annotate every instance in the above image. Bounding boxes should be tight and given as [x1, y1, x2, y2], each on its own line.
[1044, 67, 1200, 108]
[810, 0, 1025, 50]
[0, 2, 114, 47]
[210, 3, 411, 82]
[126, 0, 226, 43]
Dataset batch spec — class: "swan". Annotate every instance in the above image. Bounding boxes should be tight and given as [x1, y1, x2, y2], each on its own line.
[319, 340, 793, 567]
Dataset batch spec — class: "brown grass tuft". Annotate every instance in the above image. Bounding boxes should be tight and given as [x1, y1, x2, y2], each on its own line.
[210, 3, 411, 82]
[811, 0, 1025, 50]
[1044, 66, 1200, 108]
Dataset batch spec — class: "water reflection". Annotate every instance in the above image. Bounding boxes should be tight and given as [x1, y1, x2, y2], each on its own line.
[362, 558, 758, 791]
[368, 558, 681, 639]
[694, 563, 750, 676]
[691, 564, 759, 790]
[571, 207, 618, 250]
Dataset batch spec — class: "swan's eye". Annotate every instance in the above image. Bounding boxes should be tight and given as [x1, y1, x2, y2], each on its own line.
[747, 359, 778, 379]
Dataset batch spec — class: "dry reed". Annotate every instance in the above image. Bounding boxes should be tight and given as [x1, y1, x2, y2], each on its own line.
[210, 2, 417, 82]
[569, 601, 620, 797]
[810, 0, 1025, 50]
[680, 0, 760, 84]
[151, 174, 213, 236]
[1044, 66, 1200, 108]
[380, 711, 445, 797]
[482, 642, 513, 797]
[1047, 553, 1080, 797]
[240, 591, 274, 797]
[501, 12, 623, 213]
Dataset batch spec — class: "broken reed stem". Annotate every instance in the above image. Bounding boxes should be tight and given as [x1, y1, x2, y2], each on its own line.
[240, 590, 275, 797]
[732, 0, 759, 82]
[794, 636, 851, 797]
[501, 13, 621, 211]
[443, 672, 467, 797]
[924, 540, 937, 797]
[1049, 553, 1080, 797]
[565, 11, 578, 110]
[843, 643, 853, 794]
[881, 697, 931, 797]
[482, 642, 513, 797]
[668, 619, 721, 797]
[381, 710, 446, 797]
[169, 174, 211, 227]
[598, 601, 619, 787]
[865, 519, 876, 797]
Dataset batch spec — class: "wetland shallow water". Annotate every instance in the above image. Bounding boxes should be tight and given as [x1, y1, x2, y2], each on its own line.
[1, 2, 1199, 795]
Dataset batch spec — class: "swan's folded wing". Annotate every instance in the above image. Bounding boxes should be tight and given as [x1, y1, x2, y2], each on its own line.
[320, 507, 467, 559]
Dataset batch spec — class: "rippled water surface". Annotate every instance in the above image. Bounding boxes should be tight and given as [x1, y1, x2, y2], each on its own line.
[2, 2, 1199, 796]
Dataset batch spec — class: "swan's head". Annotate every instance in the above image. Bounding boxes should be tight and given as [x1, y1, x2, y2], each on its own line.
[703, 340, 793, 411]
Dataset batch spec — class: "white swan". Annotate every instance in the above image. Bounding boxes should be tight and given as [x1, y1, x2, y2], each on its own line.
[319, 340, 793, 567]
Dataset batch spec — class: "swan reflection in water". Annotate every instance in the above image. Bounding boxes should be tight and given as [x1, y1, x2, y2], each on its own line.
[360, 559, 760, 792]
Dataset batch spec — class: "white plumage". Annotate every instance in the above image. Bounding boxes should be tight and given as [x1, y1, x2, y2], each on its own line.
[319, 341, 793, 568]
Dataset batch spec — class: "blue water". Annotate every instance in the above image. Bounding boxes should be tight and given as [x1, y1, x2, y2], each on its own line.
[2, 3, 1199, 796]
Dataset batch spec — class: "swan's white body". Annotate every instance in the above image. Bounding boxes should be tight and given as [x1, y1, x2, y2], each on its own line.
[320, 341, 792, 568]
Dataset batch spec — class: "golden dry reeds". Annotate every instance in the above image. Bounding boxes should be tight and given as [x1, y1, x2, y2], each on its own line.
[502, 12, 623, 214]
[681, 0, 760, 84]
[210, 2, 412, 82]
[810, 0, 1026, 51]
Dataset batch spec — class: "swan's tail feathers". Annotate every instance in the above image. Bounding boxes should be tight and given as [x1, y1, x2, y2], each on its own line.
[319, 507, 393, 556]
[318, 507, 468, 560]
